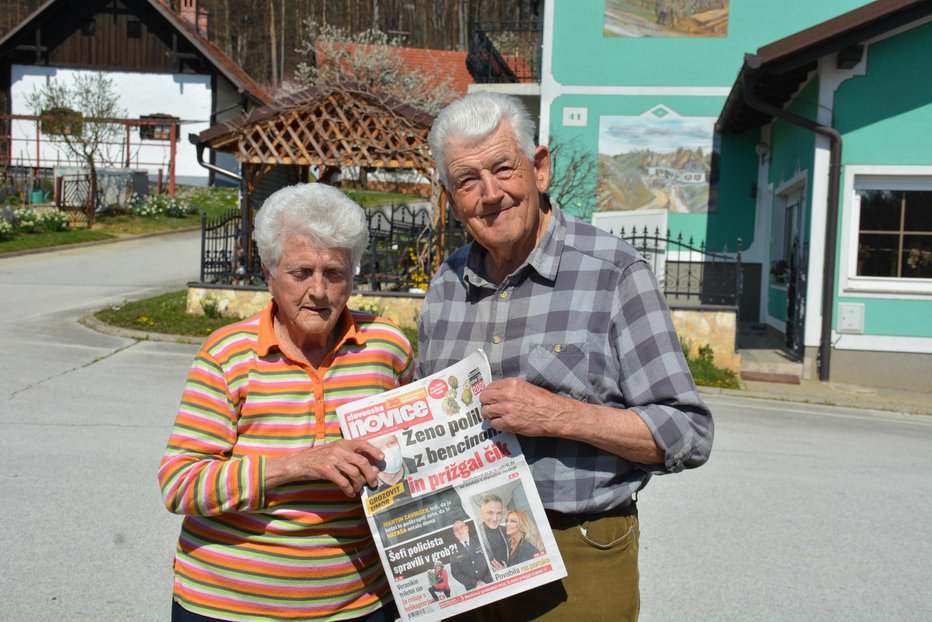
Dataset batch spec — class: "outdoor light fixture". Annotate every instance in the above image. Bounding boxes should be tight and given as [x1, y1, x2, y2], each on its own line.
[754, 141, 769, 164]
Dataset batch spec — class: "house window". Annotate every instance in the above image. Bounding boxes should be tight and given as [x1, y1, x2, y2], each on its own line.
[857, 189, 932, 279]
[139, 114, 180, 141]
[40, 107, 83, 136]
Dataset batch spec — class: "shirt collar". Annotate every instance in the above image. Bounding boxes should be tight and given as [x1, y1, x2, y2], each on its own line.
[463, 197, 565, 290]
[257, 300, 365, 358]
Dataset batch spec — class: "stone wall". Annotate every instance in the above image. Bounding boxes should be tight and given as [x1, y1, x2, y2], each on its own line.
[670, 307, 740, 372]
[186, 286, 424, 330]
[186, 286, 739, 371]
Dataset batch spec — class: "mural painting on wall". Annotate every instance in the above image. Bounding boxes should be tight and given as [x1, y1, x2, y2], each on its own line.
[597, 105, 714, 214]
[604, 0, 729, 38]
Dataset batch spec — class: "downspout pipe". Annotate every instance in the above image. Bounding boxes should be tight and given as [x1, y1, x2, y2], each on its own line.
[740, 53, 842, 382]
[190, 134, 242, 182]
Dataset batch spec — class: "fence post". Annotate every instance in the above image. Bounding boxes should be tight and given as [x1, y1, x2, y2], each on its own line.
[200, 212, 207, 283]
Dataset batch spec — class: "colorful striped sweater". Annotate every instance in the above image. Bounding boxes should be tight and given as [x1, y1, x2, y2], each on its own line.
[158, 302, 414, 621]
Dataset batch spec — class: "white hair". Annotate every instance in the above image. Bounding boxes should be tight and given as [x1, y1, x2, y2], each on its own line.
[254, 183, 369, 275]
[428, 92, 537, 187]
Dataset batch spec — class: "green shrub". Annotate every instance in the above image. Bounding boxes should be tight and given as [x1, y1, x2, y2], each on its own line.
[681, 339, 741, 389]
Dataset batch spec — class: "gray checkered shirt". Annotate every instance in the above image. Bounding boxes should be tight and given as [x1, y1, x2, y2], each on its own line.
[417, 202, 713, 514]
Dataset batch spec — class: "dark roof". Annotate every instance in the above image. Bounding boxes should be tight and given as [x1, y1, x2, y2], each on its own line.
[717, 0, 932, 134]
[0, 0, 271, 106]
[196, 80, 434, 148]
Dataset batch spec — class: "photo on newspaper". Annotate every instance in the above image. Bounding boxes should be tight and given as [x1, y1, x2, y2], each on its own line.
[336, 349, 567, 621]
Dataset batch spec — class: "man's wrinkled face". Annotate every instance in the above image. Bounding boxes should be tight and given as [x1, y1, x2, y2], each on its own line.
[265, 234, 352, 346]
[481, 500, 504, 529]
[443, 122, 550, 260]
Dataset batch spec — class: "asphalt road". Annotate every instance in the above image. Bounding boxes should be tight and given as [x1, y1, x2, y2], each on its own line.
[1, 233, 930, 621]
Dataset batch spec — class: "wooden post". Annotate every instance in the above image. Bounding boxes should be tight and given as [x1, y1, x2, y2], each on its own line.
[125, 124, 131, 168]
[169, 122, 177, 198]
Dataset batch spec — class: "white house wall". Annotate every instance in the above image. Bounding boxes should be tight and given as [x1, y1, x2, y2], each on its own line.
[9, 65, 213, 185]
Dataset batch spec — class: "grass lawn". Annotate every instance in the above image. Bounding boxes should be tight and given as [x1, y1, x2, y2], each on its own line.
[0, 228, 115, 254]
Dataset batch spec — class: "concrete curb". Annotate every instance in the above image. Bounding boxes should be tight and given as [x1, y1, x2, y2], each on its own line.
[79, 310, 206, 346]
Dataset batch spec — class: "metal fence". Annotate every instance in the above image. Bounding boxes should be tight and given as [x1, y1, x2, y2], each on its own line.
[618, 226, 743, 316]
[198, 203, 468, 290]
[198, 209, 742, 315]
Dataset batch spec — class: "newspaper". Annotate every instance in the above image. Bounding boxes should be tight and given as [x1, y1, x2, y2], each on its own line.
[336, 349, 567, 621]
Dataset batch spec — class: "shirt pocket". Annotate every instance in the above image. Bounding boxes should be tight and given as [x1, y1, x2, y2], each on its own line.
[526, 343, 589, 401]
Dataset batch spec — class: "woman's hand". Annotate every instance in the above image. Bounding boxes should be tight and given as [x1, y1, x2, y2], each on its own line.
[266, 440, 384, 497]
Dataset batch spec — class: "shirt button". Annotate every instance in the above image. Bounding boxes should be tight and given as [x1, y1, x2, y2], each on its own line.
[553, 344, 563, 353]
[492, 336, 502, 345]
[498, 291, 508, 300]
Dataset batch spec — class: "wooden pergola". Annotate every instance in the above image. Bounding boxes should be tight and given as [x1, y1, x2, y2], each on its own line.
[193, 83, 446, 279]
[196, 82, 440, 210]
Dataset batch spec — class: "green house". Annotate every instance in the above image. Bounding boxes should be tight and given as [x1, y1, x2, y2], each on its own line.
[480, 0, 930, 391]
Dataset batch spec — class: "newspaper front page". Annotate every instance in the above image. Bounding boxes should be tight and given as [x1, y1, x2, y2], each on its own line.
[336, 349, 566, 621]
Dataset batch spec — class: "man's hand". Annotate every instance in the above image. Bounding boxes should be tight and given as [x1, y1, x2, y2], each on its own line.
[479, 377, 570, 437]
[490, 559, 506, 572]
[266, 439, 383, 497]
[480, 377, 665, 464]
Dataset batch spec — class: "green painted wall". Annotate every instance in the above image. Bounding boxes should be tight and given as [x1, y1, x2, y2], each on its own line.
[553, 1, 870, 87]
[767, 78, 818, 242]
[829, 22, 932, 337]
[548, 0, 869, 246]
[835, 20, 932, 163]
[833, 297, 932, 338]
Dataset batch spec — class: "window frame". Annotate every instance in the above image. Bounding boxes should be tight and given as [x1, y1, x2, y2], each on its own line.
[839, 165, 932, 297]
[138, 114, 180, 142]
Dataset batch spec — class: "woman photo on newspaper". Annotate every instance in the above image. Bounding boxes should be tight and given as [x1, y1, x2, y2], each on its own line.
[504, 511, 543, 567]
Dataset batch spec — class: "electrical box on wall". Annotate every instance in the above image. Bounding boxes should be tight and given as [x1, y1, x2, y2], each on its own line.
[562, 107, 588, 127]
[837, 302, 865, 334]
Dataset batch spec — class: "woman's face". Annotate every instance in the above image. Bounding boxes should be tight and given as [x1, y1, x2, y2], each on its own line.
[265, 234, 353, 350]
[504, 513, 521, 537]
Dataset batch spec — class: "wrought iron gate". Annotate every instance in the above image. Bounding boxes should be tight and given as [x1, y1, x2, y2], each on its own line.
[784, 236, 807, 361]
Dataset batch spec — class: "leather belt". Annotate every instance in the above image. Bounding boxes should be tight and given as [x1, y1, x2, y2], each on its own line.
[545, 499, 637, 530]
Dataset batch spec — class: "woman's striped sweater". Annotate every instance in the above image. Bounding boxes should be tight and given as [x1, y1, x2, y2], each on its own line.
[158, 303, 414, 621]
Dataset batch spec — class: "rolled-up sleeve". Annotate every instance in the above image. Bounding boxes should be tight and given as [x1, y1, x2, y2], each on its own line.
[613, 261, 714, 473]
[157, 351, 265, 516]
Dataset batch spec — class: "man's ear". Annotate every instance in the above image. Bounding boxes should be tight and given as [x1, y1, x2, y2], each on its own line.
[533, 146, 552, 194]
[442, 186, 464, 223]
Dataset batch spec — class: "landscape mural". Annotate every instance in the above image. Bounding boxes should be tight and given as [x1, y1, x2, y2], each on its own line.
[597, 106, 715, 214]
[604, 0, 729, 38]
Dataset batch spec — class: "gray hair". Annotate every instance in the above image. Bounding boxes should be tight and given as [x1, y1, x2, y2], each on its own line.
[254, 183, 369, 275]
[428, 92, 537, 188]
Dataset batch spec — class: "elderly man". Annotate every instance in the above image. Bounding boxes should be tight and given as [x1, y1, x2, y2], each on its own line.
[159, 183, 414, 622]
[418, 93, 713, 621]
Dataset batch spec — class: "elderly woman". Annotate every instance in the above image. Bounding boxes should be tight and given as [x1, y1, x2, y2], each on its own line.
[158, 183, 414, 622]
[504, 511, 543, 567]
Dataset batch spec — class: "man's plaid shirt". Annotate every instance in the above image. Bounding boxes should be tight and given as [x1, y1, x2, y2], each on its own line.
[417, 203, 713, 514]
